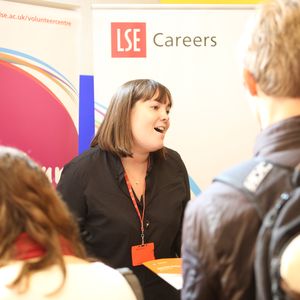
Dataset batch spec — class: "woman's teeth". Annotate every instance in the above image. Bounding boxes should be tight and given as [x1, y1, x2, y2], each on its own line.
[154, 126, 165, 133]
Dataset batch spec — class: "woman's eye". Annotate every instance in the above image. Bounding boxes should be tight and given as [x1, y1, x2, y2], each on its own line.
[151, 105, 159, 110]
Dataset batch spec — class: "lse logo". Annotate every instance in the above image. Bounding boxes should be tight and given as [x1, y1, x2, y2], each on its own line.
[111, 22, 146, 58]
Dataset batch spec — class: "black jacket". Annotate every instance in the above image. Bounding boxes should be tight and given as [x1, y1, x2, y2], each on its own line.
[57, 146, 190, 300]
[182, 116, 300, 300]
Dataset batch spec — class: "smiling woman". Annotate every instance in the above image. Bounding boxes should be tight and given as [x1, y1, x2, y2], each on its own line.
[130, 93, 171, 155]
[57, 79, 191, 300]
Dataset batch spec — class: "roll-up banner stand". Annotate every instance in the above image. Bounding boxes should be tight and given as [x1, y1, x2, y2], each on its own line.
[0, 0, 80, 185]
[92, 4, 260, 195]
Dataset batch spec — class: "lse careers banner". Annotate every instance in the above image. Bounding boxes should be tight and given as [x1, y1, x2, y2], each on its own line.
[92, 5, 259, 193]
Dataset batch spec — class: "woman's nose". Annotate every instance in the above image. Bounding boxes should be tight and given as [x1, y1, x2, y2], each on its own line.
[160, 109, 169, 121]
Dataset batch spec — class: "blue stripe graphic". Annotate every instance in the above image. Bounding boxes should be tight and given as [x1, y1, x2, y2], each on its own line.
[189, 175, 201, 196]
[79, 75, 95, 154]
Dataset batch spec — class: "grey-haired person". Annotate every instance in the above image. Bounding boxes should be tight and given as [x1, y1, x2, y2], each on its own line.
[182, 1, 300, 299]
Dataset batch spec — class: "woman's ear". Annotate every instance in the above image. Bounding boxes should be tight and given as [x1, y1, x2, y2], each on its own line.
[243, 69, 258, 96]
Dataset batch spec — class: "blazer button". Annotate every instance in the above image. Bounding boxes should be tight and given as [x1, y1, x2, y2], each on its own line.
[145, 219, 150, 229]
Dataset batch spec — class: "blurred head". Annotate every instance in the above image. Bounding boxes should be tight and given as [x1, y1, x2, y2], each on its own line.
[280, 234, 300, 299]
[91, 79, 172, 157]
[243, 0, 300, 98]
[0, 146, 85, 292]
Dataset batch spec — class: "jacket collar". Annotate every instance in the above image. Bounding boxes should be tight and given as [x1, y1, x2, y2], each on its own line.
[254, 116, 300, 164]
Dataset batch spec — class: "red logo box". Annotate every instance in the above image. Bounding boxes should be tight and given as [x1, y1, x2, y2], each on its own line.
[111, 22, 146, 58]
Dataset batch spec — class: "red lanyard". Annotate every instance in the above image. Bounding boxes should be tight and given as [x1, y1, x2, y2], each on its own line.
[124, 173, 146, 245]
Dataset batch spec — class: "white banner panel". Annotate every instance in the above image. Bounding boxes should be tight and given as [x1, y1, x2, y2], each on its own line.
[0, 0, 80, 184]
[92, 5, 259, 193]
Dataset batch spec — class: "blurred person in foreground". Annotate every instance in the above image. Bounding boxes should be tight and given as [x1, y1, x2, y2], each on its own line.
[181, 0, 300, 299]
[0, 146, 138, 300]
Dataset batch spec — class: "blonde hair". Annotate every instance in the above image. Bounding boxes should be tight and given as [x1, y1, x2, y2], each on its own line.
[0, 147, 86, 294]
[243, 0, 300, 97]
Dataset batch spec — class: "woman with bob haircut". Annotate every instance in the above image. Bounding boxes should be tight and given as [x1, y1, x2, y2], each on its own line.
[0, 146, 138, 300]
[57, 79, 190, 300]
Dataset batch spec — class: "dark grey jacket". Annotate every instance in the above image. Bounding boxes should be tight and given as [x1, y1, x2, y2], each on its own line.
[182, 116, 300, 300]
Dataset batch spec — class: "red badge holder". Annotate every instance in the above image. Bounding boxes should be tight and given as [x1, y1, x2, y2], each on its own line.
[131, 242, 155, 266]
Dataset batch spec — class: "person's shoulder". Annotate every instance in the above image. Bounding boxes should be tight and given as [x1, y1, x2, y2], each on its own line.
[69, 146, 102, 164]
[164, 147, 181, 159]
[63, 147, 106, 171]
[189, 177, 248, 208]
[71, 261, 128, 283]
[185, 174, 256, 230]
[58, 147, 106, 185]
[151, 147, 184, 176]
[68, 262, 137, 299]
[162, 147, 186, 166]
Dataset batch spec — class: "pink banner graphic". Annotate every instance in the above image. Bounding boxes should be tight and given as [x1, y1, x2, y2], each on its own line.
[0, 58, 77, 184]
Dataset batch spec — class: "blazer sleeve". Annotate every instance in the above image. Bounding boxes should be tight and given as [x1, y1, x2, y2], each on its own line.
[57, 160, 88, 233]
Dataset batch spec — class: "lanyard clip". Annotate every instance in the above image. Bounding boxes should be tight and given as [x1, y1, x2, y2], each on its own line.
[141, 233, 145, 245]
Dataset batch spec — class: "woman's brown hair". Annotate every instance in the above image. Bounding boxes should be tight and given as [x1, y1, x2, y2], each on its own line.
[91, 79, 172, 157]
[0, 147, 86, 293]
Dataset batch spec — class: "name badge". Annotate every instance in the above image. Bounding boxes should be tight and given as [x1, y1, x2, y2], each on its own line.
[131, 242, 155, 266]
